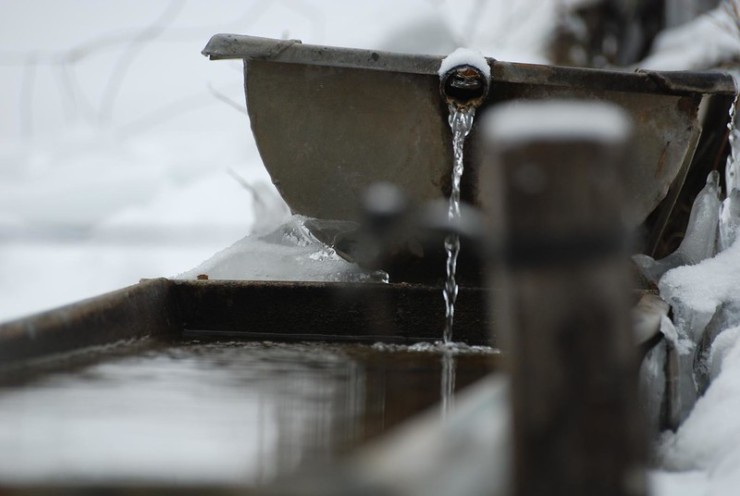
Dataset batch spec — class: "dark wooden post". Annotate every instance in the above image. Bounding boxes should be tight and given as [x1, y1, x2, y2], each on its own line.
[480, 101, 646, 496]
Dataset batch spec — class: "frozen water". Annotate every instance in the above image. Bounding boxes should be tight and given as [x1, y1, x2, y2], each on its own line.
[657, 327, 740, 477]
[660, 237, 740, 338]
[438, 47, 491, 80]
[639, 337, 667, 434]
[707, 325, 740, 385]
[634, 171, 720, 284]
[719, 91, 740, 252]
[682, 171, 723, 264]
[695, 301, 740, 394]
[178, 216, 380, 283]
[724, 92, 740, 194]
[719, 190, 740, 252]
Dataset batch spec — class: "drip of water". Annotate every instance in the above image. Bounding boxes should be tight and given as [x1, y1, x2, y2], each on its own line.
[443, 104, 476, 344]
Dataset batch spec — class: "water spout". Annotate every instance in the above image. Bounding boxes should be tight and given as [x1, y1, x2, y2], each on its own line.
[438, 47, 491, 110]
[439, 48, 491, 345]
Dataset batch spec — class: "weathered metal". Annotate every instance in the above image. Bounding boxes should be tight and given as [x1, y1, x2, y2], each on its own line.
[0, 279, 493, 368]
[0, 278, 179, 365]
[203, 34, 736, 270]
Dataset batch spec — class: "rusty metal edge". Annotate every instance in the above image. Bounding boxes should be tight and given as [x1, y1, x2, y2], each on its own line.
[0, 278, 180, 365]
[202, 33, 736, 96]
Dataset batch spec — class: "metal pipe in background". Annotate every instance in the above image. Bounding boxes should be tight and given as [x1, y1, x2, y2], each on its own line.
[479, 101, 647, 496]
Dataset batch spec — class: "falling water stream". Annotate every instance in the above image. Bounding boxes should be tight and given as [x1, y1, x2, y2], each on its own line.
[443, 105, 476, 344]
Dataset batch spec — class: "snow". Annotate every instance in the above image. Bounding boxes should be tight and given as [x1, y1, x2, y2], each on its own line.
[648, 470, 709, 496]
[660, 238, 740, 322]
[644, 235, 740, 495]
[639, 6, 740, 71]
[438, 47, 491, 80]
[655, 324, 740, 480]
[4, 0, 740, 492]
[482, 100, 632, 146]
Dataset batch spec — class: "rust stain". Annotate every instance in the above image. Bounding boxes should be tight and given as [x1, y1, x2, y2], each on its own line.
[656, 142, 670, 177]
[677, 95, 698, 117]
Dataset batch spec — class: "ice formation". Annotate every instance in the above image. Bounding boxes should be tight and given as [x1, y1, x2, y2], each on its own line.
[633, 171, 721, 284]
[719, 190, 740, 251]
[178, 216, 380, 283]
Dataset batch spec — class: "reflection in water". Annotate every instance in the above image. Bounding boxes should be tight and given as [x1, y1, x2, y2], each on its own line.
[0, 340, 497, 486]
[441, 352, 456, 419]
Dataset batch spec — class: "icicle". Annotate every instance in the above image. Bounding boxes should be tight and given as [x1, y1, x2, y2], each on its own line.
[634, 171, 720, 284]
[720, 91, 740, 251]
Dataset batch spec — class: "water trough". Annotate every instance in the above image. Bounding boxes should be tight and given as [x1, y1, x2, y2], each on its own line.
[0, 34, 738, 494]
[202, 34, 736, 280]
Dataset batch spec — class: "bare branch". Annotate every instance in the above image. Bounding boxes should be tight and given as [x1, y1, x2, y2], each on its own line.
[207, 83, 248, 116]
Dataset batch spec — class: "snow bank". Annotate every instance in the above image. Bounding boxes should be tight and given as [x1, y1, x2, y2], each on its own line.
[660, 239, 740, 335]
[655, 324, 740, 493]
[650, 236, 740, 494]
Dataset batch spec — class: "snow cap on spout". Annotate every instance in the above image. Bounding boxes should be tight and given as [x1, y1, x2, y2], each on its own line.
[439, 47, 491, 110]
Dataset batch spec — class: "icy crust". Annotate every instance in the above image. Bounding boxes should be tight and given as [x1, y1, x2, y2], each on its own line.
[178, 216, 382, 283]
[482, 100, 631, 146]
[437, 47, 491, 80]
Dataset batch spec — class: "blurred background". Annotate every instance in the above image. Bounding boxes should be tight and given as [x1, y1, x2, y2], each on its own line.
[0, 0, 734, 321]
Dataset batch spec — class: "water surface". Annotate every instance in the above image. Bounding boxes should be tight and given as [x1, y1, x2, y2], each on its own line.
[0, 340, 498, 486]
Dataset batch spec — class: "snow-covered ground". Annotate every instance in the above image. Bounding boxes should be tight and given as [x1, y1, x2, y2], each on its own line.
[4, 0, 740, 494]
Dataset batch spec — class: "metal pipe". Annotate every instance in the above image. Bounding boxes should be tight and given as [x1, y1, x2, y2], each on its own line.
[439, 65, 490, 109]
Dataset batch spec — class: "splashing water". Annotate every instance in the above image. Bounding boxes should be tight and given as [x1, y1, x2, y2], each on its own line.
[443, 105, 476, 344]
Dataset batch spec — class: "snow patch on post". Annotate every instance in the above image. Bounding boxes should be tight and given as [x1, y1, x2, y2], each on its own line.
[483, 100, 632, 147]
